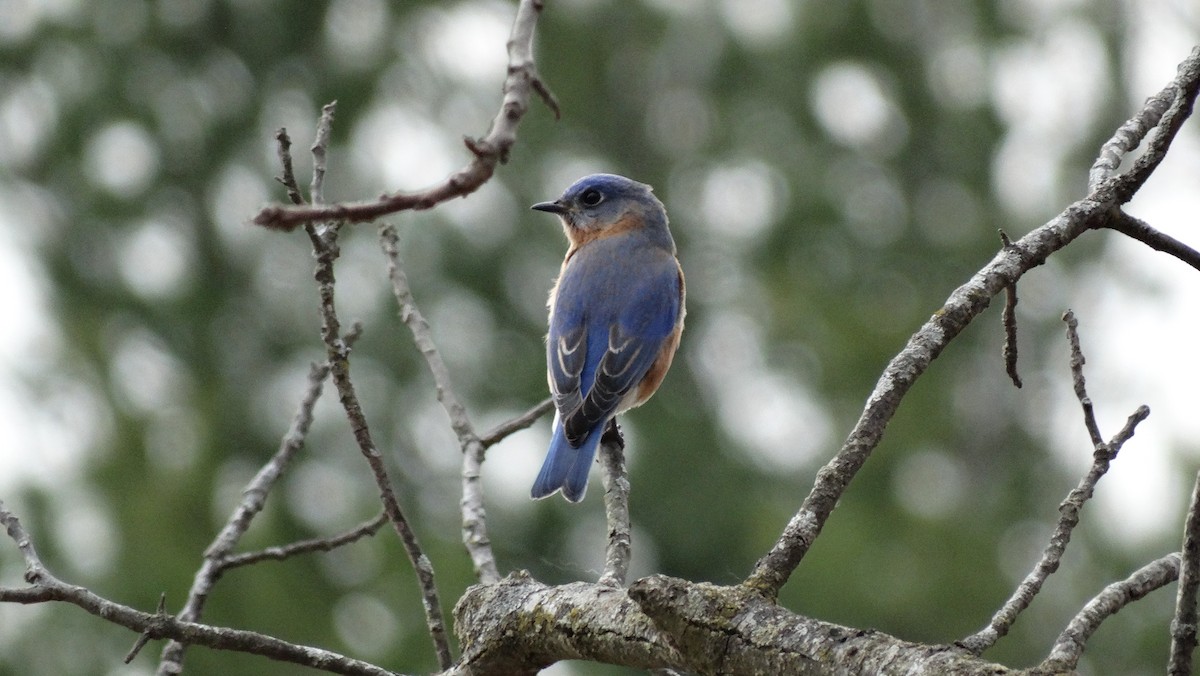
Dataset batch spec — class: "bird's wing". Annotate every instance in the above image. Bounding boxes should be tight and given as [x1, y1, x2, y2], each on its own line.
[560, 255, 681, 445]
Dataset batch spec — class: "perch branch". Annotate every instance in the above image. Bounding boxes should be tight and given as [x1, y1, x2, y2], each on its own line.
[1169, 470, 1200, 674]
[597, 422, 632, 588]
[743, 45, 1200, 598]
[252, 0, 557, 231]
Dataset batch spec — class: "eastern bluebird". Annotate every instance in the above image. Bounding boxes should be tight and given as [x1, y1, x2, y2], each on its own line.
[529, 174, 685, 502]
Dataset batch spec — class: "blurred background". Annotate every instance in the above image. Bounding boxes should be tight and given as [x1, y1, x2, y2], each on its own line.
[1, 0, 1198, 674]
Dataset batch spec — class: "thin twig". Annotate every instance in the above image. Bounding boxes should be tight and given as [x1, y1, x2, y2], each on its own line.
[0, 503, 397, 676]
[1108, 212, 1200, 273]
[597, 422, 632, 588]
[313, 215, 451, 667]
[998, 231, 1022, 388]
[377, 223, 499, 585]
[220, 512, 388, 570]
[252, 0, 556, 231]
[1169, 470, 1200, 674]
[741, 45, 1197, 594]
[1063, 311, 1105, 448]
[274, 128, 305, 206]
[156, 360, 332, 675]
[959, 402, 1151, 654]
[480, 398, 555, 449]
[1041, 553, 1181, 672]
[311, 102, 336, 206]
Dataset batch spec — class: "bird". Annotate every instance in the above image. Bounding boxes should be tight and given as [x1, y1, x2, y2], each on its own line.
[529, 173, 685, 502]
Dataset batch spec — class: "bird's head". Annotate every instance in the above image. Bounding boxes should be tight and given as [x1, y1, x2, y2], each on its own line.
[532, 174, 670, 247]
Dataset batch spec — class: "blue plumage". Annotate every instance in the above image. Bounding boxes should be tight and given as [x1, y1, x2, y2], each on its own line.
[530, 174, 685, 502]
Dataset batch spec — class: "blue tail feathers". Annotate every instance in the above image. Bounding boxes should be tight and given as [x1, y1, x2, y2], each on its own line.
[531, 420, 604, 502]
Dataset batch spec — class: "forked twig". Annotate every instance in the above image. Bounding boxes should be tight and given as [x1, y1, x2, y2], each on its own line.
[252, 0, 557, 231]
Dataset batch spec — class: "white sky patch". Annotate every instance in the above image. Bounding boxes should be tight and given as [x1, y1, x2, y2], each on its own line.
[698, 160, 786, 242]
[811, 62, 908, 156]
[989, 21, 1109, 221]
[717, 0, 795, 48]
[419, 1, 511, 85]
[691, 310, 831, 472]
[117, 215, 194, 301]
[323, 0, 391, 70]
[352, 103, 457, 192]
[483, 417, 550, 510]
[0, 76, 57, 169]
[84, 121, 160, 198]
[333, 593, 401, 659]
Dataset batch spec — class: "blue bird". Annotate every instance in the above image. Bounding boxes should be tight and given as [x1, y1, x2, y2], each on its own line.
[530, 174, 685, 502]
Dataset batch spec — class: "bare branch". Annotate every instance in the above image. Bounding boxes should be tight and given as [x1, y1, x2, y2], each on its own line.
[1088, 87, 1174, 190]
[156, 360, 331, 674]
[274, 128, 305, 206]
[1170, 471, 1200, 674]
[1041, 553, 1181, 673]
[252, 0, 555, 231]
[1108, 211, 1200, 273]
[480, 398, 554, 449]
[1103, 45, 1200, 203]
[998, 230, 1022, 388]
[0, 503, 397, 676]
[1063, 310, 1105, 447]
[743, 197, 1112, 597]
[960, 399, 1151, 652]
[315, 228, 451, 668]
[743, 44, 1198, 595]
[220, 511, 388, 571]
[377, 223, 499, 585]
[597, 422, 632, 588]
[310, 101, 336, 206]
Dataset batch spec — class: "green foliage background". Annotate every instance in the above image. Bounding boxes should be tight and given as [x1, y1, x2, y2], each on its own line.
[0, 1, 1196, 675]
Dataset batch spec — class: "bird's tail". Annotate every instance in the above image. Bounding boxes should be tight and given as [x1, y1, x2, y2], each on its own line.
[531, 417, 603, 502]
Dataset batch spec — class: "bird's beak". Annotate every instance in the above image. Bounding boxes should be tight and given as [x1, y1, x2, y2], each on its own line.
[531, 200, 568, 215]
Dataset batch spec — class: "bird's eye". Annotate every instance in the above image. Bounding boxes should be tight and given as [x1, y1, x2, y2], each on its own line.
[580, 189, 603, 207]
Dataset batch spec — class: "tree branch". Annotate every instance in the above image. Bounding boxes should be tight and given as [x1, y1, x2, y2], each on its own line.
[219, 511, 388, 571]
[304, 113, 451, 668]
[960, 340, 1151, 655]
[1041, 553, 1181, 672]
[479, 397, 554, 449]
[251, 0, 556, 231]
[1101, 45, 1200, 203]
[378, 223, 499, 586]
[998, 230, 1022, 388]
[156, 359, 332, 674]
[1107, 211, 1200, 273]
[742, 45, 1200, 599]
[0, 503, 398, 676]
[1169, 471, 1200, 674]
[597, 422, 632, 588]
[451, 572, 1019, 675]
